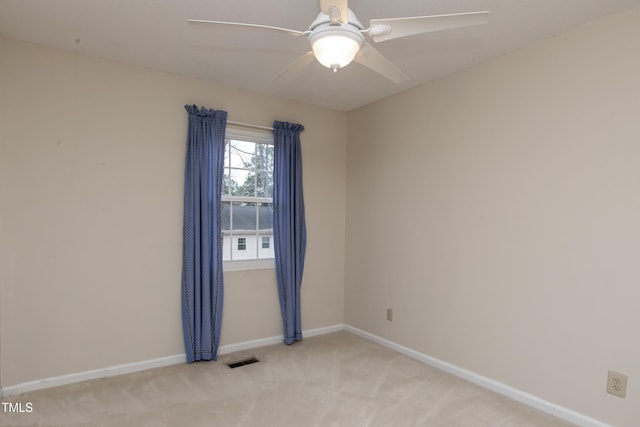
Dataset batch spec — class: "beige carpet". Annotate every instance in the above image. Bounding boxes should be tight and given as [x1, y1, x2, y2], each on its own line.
[0, 331, 574, 426]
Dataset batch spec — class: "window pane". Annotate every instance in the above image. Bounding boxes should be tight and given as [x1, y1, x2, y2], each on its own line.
[229, 168, 254, 197]
[222, 201, 231, 261]
[258, 144, 274, 198]
[231, 202, 257, 232]
[264, 172, 273, 199]
[258, 202, 274, 259]
[266, 144, 274, 163]
[222, 201, 231, 231]
[255, 165, 273, 198]
[229, 140, 255, 169]
[257, 202, 273, 230]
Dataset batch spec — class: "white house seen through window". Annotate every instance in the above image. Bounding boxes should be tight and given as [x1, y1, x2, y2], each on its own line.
[222, 128, 275, 263]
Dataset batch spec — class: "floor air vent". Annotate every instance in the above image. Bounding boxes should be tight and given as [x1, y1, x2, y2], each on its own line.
[227, 357, 259, 369]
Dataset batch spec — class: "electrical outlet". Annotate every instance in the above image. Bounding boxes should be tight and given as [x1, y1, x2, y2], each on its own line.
[386, 308, 393, 321]
[607, 370, 628, 398]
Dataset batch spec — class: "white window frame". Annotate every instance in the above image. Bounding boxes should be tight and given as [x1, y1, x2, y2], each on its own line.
[223, 127, 275, 272]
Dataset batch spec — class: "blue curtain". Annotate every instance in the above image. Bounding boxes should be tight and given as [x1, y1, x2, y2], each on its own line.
[181, 105, 227, 362]
[273, 121, 306, 345]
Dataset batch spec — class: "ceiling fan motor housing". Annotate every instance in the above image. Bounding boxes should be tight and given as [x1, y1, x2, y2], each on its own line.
[308, 9, 364, 30]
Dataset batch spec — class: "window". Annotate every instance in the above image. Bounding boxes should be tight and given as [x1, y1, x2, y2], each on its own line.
[222, 128, 275, 270]
[237, 238, 247, 251]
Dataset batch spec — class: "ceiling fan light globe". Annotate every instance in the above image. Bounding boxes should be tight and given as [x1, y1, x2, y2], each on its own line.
[309, 27, 364, 70]
[312, 35, 360, 69]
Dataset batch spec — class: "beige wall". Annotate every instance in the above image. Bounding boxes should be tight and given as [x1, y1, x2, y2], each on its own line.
[346, 6, 640, 427]
[0, 37, 346, 387]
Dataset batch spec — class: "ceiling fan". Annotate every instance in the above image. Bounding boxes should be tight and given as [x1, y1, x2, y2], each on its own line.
[188, 0, 488, 83]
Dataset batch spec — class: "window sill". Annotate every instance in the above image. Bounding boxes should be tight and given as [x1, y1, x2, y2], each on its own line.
[223, 259, 275, 272]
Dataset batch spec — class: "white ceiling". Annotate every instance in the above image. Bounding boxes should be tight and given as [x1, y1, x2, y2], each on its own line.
[1, 0, 639, 111]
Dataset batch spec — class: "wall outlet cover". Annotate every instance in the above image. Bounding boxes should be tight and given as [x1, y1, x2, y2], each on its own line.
[607, 370, 628, 398]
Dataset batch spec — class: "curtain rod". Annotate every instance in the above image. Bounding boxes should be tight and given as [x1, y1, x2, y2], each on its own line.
[227, 120, 273, 131]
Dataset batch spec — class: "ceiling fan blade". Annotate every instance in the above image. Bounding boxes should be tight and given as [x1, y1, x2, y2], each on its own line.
[369, 11, 488, 43]
[187, 19, 307, 37]
[273, 51, 316, 82]
[319, 0, 349, 24]
[353, 43, 408, 84]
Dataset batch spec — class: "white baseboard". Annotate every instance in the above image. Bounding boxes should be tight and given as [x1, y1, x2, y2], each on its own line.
[1, 323, 344, 398]
[1, 354, 186, 398]
[300, 323, 345, 337]
[343, 324, 610, 427]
